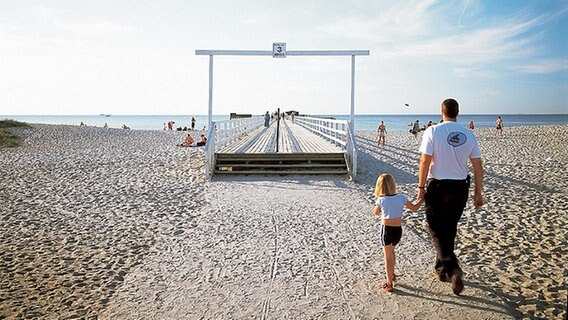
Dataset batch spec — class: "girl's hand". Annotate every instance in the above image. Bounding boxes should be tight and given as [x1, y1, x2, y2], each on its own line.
[373, 206, 381, 216]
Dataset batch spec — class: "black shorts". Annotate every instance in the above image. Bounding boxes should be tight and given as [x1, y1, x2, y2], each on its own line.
[379, 225, 402, 246]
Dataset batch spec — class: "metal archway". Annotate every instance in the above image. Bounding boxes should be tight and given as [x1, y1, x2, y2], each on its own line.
[195, 43, 370, 131]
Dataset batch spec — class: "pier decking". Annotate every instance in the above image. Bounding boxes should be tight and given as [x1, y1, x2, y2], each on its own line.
[214, 120, 348, 175]
[218, 120, 343, 154]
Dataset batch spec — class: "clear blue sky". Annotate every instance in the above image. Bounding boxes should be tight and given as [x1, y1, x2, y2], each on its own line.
[0, 0, 566, 115]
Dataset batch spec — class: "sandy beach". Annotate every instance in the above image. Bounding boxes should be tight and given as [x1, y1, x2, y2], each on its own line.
[0, 123, 566, 319]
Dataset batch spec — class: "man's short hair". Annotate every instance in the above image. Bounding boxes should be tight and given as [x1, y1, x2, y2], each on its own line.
[442, 98, 459, 118]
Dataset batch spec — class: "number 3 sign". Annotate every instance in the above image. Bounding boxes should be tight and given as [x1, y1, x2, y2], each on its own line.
[273, 42, 286, 58]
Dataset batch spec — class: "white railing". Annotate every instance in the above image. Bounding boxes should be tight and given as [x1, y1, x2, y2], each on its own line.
[294, 116, 358, 180]
[205, 116, 264, 177]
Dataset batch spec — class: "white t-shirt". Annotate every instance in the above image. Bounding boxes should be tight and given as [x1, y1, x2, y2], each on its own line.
[375, 194, 408, 219]
[419, 121, 481, 180]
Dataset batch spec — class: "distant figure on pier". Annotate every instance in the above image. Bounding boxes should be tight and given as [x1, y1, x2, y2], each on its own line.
[264, 111, 270, 127]
[191, 117, 196, 131]
[377, 121, 387, 147]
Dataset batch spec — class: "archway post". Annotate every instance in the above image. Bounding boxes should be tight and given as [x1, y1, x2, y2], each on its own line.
[350, 55, 356, 131]
[208, 55, 213, 131]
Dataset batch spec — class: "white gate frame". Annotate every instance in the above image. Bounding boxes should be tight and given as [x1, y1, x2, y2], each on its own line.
[195, 45, 369, 179]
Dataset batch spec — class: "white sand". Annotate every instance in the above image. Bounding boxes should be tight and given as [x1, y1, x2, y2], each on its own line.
[0, 123, 566, 319]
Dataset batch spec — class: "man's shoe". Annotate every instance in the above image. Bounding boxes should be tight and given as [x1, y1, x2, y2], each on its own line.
[451, 269, 464, 295]
[436, 272, 450, 282]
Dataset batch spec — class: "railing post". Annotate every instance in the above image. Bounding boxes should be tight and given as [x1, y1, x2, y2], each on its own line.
[276, 107, 280, 153]
[205, 120, 217, 179]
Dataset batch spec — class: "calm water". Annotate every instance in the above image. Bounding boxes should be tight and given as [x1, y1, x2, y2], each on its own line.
[2, 114, 566, 132]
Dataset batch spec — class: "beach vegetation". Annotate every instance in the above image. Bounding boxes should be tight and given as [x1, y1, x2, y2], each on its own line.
[0, 119, 30, 129]
[0, 120, 30, 148]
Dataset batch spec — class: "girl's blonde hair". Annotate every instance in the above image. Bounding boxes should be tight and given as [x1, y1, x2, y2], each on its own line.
[375, 173, 397, 197]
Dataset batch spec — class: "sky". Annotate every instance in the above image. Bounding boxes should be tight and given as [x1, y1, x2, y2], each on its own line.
[0, 0, 567, 116]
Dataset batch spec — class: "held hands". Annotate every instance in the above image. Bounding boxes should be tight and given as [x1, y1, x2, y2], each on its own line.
[473, 193, 484, 210]
[417, 187, 425, 203]
[415, 197, 424, 207]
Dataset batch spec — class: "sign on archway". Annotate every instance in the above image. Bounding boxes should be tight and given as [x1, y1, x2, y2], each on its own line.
[195, 43, 370, 131]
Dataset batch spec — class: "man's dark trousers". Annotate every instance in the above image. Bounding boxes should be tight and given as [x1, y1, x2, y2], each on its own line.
[424, 178, 470, 278]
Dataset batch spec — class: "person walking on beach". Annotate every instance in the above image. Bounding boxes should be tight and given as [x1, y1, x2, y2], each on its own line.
[417, 98, 484, 295]
[374, 173, 422, 292]
[495, 116, 503, 135]
[264, 111, 271, 127]
[467, 121, 475, 130]
[409, 120, 420, 137]
[377, 121, 387, 147]
[191, 117, 196, 131]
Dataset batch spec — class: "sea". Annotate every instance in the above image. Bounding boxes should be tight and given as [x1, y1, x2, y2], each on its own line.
[2, 114, 566, 132]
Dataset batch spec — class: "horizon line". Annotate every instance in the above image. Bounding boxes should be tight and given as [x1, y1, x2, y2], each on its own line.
[2, 113, 567, 117]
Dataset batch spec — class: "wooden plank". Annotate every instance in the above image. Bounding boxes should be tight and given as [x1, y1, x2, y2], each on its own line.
[216, 153, 345, 160]
[283, 121, 342, 153]
[214, 169, 348, 175]
[217, 163, 346, 168]
[217, 120, 343, 154]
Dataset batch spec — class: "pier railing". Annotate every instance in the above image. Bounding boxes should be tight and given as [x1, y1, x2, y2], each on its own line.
[205, 116, 264, 177]
[294, 116, 358, 179]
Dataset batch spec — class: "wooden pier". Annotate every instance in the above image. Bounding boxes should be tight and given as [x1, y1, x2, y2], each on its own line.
[213, 120, 348, 175]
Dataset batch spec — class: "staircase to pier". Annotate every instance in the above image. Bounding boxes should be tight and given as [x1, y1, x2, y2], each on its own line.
[214, 152, 348, 175]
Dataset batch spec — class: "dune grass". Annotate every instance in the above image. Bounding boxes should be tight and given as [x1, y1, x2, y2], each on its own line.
[0, 120, 30, 148]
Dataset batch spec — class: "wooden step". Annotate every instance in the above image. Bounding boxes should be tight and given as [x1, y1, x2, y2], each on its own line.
[214, 152, 348, 175]
[216, 152, 345, 159]
[217, 163, 346, 168]
[214, 169, 349, 175]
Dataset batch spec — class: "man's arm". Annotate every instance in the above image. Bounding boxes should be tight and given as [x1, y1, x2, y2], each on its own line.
[417, 153, 432, 201]
[470, 157, 484, 209]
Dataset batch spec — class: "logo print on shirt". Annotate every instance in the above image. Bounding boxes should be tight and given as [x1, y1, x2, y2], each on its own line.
[447, 132, 467, 147]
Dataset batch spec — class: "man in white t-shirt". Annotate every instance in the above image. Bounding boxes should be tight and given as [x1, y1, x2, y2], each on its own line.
[417, 98, 484, 295]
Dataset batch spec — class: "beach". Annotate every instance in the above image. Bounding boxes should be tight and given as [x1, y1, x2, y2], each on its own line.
[0, 123, 566, 319]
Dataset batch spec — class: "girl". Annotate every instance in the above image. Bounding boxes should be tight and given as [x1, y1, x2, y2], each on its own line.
[373, 173, 422, 292]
